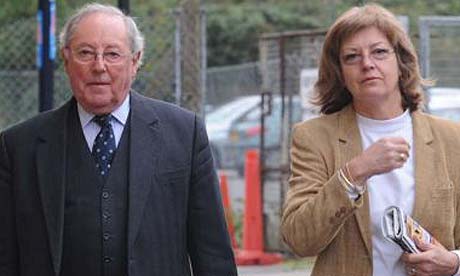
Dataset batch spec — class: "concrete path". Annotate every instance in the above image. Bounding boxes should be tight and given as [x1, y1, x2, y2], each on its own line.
[238, 264, 311, 276]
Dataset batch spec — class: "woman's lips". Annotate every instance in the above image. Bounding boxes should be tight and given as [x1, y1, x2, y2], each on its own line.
[361, 77, 380, 83]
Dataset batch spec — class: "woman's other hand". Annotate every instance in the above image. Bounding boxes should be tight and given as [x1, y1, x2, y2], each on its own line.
[401, 238, 459, 276]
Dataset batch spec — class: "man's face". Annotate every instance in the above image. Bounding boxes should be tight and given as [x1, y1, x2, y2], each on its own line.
[62, 12, 140, 115]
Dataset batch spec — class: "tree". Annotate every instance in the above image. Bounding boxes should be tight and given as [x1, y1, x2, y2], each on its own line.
[206, 3, 320, 66]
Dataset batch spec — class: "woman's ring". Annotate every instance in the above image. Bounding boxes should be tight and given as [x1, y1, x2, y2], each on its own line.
[410, 267, 416, 275]
[399, 153, 406, 161]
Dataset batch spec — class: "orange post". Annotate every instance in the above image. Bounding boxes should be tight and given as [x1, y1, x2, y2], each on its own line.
[242, 150, 263, 250]
[219, 172, 238, 249]
[235, 149, 283, 265]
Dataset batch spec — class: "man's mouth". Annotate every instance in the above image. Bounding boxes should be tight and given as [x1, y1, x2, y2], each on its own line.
[88, 82, 110, 86]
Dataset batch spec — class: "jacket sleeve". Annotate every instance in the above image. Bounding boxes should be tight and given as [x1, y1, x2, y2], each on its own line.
[186, 116, 237, 276]
[0, 133, 19, 275]
[280, 123, 363, 257]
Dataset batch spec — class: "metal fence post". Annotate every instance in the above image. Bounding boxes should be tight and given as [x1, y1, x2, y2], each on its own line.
[200, 7, 207, 118]
[419, 18, 430, 79]
[174, 8, 182, 106]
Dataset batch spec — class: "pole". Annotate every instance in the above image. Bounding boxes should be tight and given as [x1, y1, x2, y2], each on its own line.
[174, 9, 182, 106]
[118, 0, 130, 14]
[37, 0, 55, 112]
[200, 8, 207, 118]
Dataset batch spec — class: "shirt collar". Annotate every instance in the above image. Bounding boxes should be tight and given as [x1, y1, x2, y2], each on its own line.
[77, 93, 131, 128]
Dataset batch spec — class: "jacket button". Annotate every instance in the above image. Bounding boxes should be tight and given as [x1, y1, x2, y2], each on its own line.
[103, 233, 110, 240]
[102, 192, 109, 199]
[103, 211, 110, 219]
[104, 256, 112, 263]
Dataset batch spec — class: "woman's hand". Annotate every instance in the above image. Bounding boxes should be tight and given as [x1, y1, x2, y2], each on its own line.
[401, 238, 459, 276]
[347, 137, 410, 184]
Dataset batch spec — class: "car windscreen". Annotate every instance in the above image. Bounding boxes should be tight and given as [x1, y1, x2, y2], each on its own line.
[206, 97, 259, 124]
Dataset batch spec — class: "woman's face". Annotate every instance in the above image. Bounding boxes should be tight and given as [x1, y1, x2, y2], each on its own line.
[340, 26, 402, 117]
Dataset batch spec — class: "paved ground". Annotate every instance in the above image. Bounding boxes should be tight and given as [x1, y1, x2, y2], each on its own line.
[237, 263, 312, 276]
[236, 257, 315, 276]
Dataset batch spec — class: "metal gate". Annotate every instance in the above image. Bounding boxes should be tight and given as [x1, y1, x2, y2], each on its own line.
[258, 29, 326, 251]
[418, 16, 460, 118]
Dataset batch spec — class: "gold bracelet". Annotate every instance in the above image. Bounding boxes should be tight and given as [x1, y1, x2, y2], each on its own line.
[345, 162, 357, 183]
[338, 168, 356, 193]
[338, 168, 366, 195]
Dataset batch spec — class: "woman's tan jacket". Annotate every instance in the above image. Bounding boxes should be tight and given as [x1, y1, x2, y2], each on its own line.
[281, 105, 460, 276]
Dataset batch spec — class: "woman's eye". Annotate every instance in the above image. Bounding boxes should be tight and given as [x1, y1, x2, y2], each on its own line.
[344, 54, 360, 63]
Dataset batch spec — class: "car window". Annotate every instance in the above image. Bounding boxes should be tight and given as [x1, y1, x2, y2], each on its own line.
[427, 88, 460, 122]
[241, 106, 261, 123]
[430, 108, 460, 122]
[206, 97, 259, 124]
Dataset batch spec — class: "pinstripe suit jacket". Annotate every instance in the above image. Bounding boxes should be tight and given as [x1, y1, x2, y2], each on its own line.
[0, 92, 237, 276]
[281, 105, 460, 275]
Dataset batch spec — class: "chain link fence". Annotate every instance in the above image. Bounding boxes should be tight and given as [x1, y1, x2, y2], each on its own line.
[0, 0, 203, 130]
[206, 62, 261, 109]
[130, 4, 180, 105]
[0, 16, 38, 128]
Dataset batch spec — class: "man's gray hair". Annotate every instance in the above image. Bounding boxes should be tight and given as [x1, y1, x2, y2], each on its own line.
[59, 3, 144, 66]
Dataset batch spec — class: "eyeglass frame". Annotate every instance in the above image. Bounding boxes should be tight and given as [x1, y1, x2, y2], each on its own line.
[340, 46, 396, 66]
[65, 47, 135, 65]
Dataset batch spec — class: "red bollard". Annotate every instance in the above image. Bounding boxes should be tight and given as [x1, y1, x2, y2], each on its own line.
[219, 172, 238, 249]
[235, 149, 283, 265]
[242, 150, 263, 251]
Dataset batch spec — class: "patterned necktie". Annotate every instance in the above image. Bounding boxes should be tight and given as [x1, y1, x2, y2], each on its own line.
[92, 114, 116, 178]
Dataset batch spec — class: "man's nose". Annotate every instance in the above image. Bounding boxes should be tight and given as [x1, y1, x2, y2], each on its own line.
[92, 54, 107, 72]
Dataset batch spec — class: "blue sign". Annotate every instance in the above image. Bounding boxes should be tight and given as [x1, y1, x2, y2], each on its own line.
[36, 0, 57, 69]
[49, 0, 56, 60]
[37, 10, 43, 69]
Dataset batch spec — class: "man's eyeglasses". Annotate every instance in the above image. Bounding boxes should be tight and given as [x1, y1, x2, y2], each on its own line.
[341, 47, 395, 66]
[68, 48, 132, 65]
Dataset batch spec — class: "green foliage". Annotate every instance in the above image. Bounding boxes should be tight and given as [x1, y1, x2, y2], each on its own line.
[0, 0, 36, 25]
[206, 3, 320, 66]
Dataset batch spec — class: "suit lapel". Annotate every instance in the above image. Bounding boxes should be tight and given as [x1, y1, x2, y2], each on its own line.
[127, 92, 161, 252]
[36, 100, 73, 276]
[410, 112, 435, 222]
[337, 105, 372, 257]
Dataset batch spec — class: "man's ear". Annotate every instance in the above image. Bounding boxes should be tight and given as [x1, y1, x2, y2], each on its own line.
[132, 51, 142, 74]
[61, 48, 70, 67]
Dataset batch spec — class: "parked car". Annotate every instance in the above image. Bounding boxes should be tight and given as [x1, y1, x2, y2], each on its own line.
[205, 95, 305, 174]
[426, 87, 460, 122]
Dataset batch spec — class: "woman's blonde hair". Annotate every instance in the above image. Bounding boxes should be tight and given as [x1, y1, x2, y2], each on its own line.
[313, 3, 429, 114]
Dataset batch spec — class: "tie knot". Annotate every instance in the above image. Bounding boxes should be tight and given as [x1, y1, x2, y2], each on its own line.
[93, 114, 112, 127]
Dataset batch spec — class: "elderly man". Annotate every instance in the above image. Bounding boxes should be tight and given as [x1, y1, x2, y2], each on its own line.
[0, 3, 237, 276]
